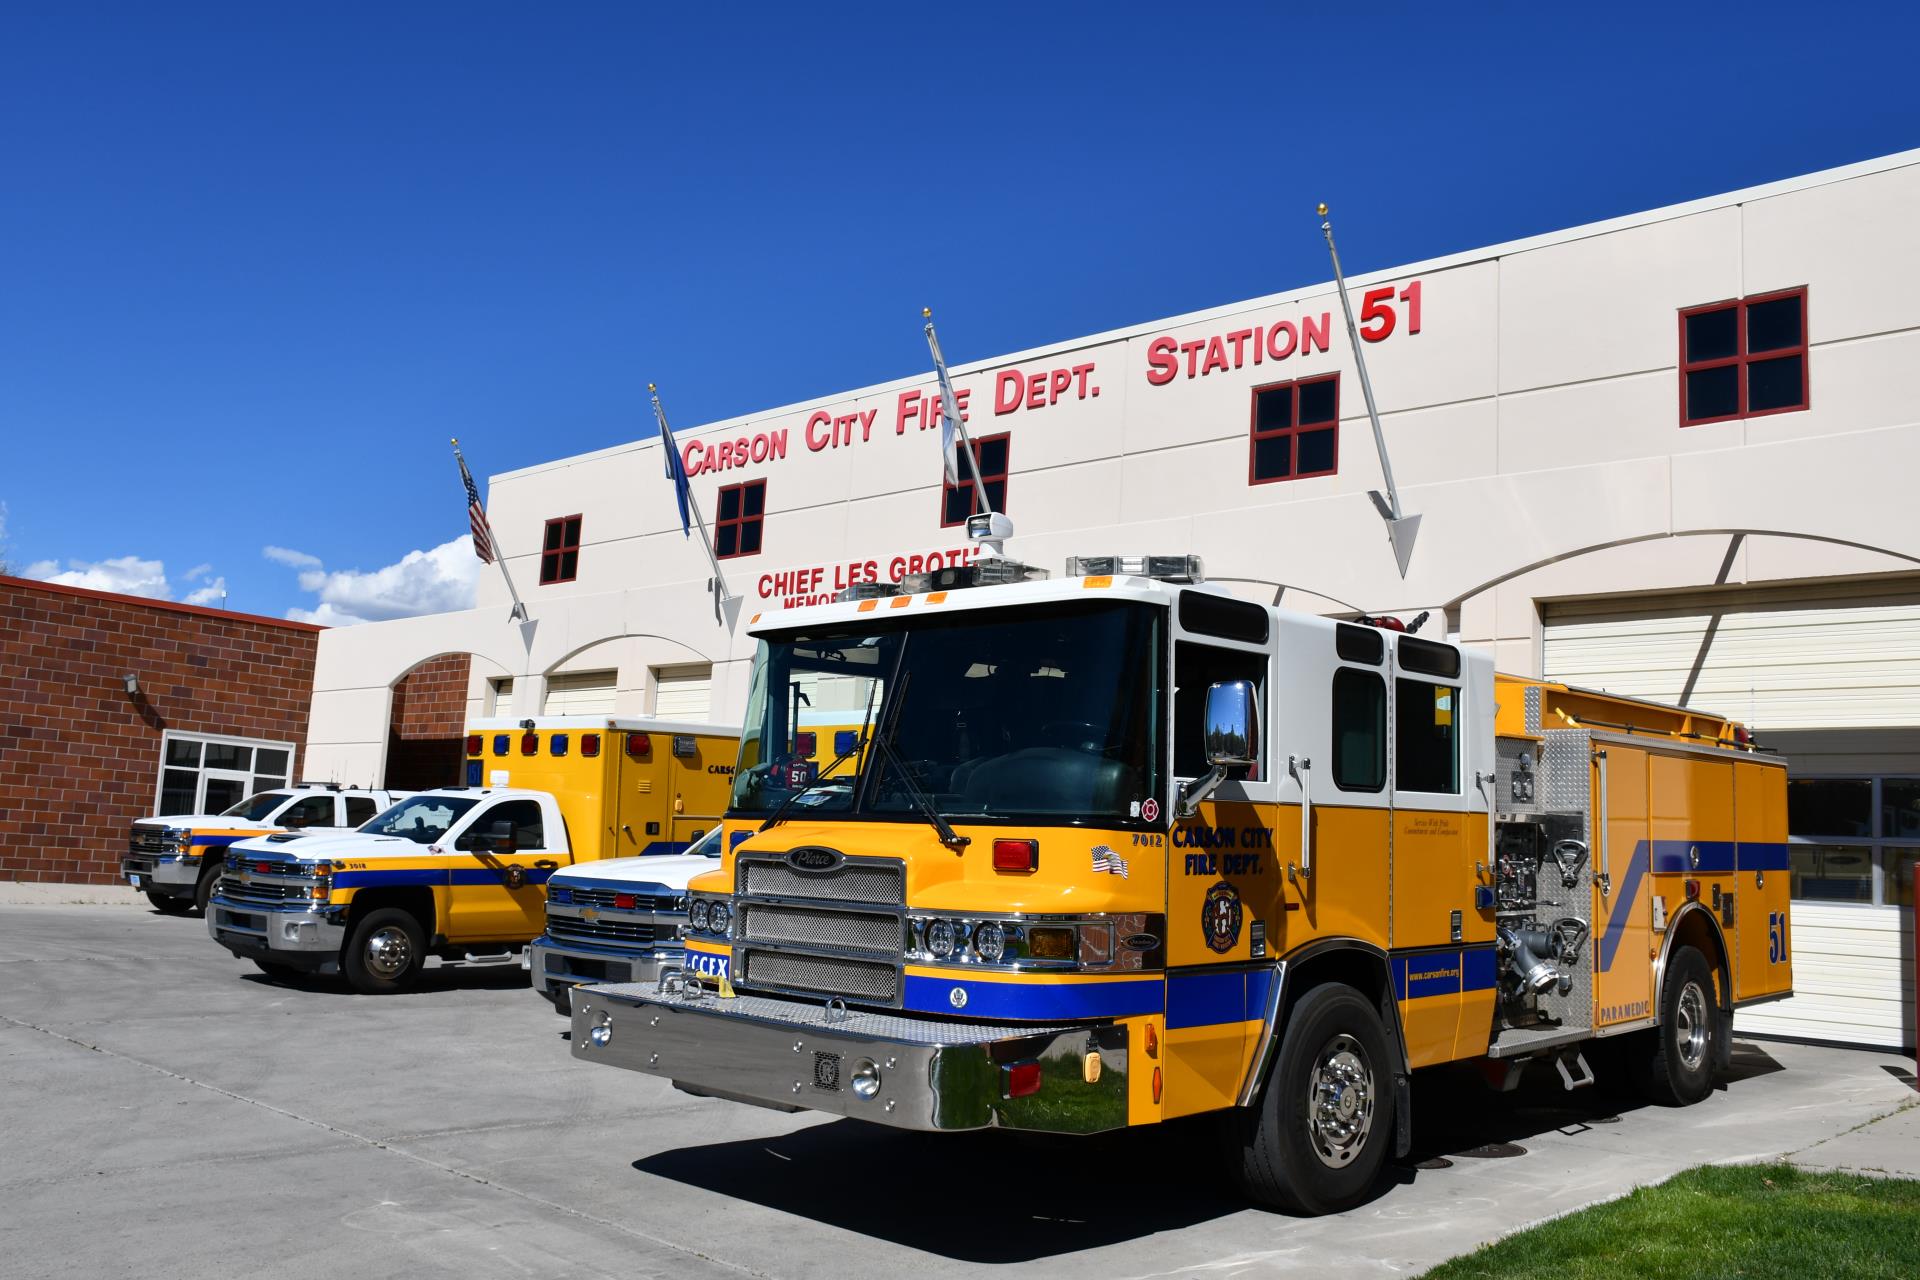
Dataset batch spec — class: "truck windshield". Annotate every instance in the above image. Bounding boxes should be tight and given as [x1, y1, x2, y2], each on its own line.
[223, 792, 296, 821]
[361, 795, 480, 844]
[729, 600, 1164, 826]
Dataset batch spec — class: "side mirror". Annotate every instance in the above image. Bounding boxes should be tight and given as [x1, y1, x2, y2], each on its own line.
[1203, 679, 1260, 769]
[1178, 679, 1261, 818]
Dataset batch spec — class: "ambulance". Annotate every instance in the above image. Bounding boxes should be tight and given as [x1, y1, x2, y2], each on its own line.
[125, 784, 409, 916]
[564, 555, 1791, 1215]
[206, 716, 737, 992]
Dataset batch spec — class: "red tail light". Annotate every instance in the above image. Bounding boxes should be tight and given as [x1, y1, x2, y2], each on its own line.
[626, 733, 651, 759]
[255, 862, 271, 874]
[1003, 1060, 1042, 1099]
[465, 734, 482, 756]
[521, 732, 539, 756]
[614, 892, 636, 910]
[793, 731, 817, 756]
[581, 733, 601, 758]
[991, 838, 1038, 873]
[1684, 878, 1700, 901]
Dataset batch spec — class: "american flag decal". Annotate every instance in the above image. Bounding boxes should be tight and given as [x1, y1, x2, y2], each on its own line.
[1090, 844, 1128, 878]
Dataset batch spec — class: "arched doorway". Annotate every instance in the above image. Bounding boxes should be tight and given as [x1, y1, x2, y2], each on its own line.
[385, 653, 484, 790]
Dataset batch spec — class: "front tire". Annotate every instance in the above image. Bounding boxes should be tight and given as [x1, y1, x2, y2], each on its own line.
[145, 889, 193, 915]
[1237, 984, 1395, 1215]
[1629, 945, 1719, 1105]
[193, 869, 220, 916]
[342, 908, 425, 994]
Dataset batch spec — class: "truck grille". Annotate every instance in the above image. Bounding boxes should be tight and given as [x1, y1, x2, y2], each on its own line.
[219, 879, 312, 906]
[547, 915, 661, 948]
[129, 829, 180, 855]
[556, 886, 681, 912]
[733, 852, 905, 1007]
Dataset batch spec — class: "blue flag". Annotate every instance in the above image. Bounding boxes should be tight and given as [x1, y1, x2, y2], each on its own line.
[651, 386, 693, 538]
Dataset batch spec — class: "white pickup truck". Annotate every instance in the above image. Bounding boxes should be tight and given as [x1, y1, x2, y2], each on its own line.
[125, 785, 410, 916]
[529, 826, 722, 1013]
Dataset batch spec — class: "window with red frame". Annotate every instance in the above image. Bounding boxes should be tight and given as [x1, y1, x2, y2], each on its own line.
[715, 480, 765, 559]
[940, 433, 1010, 526]
[1680, 288, 1808, 426]
[540, 515, 582, 584]
[1249, 373, 1339, 484]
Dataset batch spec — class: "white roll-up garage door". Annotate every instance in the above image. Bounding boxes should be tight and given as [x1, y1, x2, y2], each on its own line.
[542, 670, 618, 716]
[1543, 583, 1920, 730]
[653, 666, 712, 720]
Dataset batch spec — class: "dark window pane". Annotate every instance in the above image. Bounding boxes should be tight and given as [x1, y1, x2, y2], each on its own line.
[984, 478, 1008, 512]
[1296, 428, 1336, 475]
[943, 485, 969, 524]
[1297, 377, 1337, 425]
[346, 797, 377, 826]
[978, 437, 1009, 476]
[1746, 295, 1802, 353]
[743, 482, 765, 516]
[740, 522, 763, 555]
[1335, 622, 1384, 665]
[1395, 680, 1459, 794]
[1398, 635, 1462, 678]
[559, 550, 577, 581]
[166, 739, 201, 767]
[717, 486, 740, 521]
[1788, 843, 1871, 902]
[1889, 850, 1918, 908]
[1787, 778, 1872, 837]
[1332, 669, 1386, 791]
[1179, 591, 1269, 644]
[254, 748, 289, 777]
[1174, 642, 1266, 778]
[1253, 435, 1291, 481]
[540, 554, 558, 584]
[1254, 385, 1293, 433]
[1881, 778, 1920, 839]
[160, 769, 198, 814]
[204, 742, 247, 770]
[544, 521, 564, 551]
[716, 523, 738, 557]
[1686, 365, 1739, 421]
[1748, 355, 1804, 413]
[1685, 307, 1738, 362]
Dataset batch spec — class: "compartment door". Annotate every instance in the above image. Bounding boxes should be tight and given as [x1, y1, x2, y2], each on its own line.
[1593, 745, 1654, 1028]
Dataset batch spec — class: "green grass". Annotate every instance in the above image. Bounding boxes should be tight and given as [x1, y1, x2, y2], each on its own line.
[1421, 1163, 1920, 1280]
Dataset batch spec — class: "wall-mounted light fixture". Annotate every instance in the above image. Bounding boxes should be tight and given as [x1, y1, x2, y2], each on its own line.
[122, 673, 140, 697]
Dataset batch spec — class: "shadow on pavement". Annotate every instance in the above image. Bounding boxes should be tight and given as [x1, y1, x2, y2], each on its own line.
[235, 965, 532, 997]
[632, 1040, 1789, 1261]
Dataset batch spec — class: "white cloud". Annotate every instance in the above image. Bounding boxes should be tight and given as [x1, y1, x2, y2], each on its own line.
[263, 545, 323, 569]
[282, 536, 478, 627]
[28, 554, 172, 599]
[184, 576, 228, 606]
[182, 562, 213, 582]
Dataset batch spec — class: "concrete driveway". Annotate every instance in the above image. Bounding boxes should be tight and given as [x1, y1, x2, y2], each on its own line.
[1, 901, 1912, 1279]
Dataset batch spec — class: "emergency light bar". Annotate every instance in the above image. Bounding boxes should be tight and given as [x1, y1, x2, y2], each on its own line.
[1064, 555, 1205, 583]
[900, 558, 1048, 594]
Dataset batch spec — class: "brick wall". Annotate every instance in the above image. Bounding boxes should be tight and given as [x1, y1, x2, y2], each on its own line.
[384, 652, 471, 791]
[0, 576, 321, 884]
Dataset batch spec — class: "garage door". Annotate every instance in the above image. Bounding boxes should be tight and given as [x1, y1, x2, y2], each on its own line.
[654, 666, 712, 720]
[542, 670, 618, 715]
[1543, 583, 1920, 730]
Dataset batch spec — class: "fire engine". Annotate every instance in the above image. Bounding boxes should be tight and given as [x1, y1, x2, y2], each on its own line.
[205, 716, 737, 993]
[563, 555, 1791, 1214]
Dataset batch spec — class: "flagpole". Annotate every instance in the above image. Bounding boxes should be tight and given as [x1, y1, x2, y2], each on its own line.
[452, 438, 529, 623]
[923, 309, 994, 519]
[649, 384, 732, 623]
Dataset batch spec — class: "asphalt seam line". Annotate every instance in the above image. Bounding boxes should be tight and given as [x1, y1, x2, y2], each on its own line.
[0, 1010, 770, 1278]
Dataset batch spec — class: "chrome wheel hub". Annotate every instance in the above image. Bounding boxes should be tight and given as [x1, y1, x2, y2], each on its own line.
[1306, 1033, 1375, 1169]
[365, 926, 413, 979]
[1676, 980, 1710, 1073]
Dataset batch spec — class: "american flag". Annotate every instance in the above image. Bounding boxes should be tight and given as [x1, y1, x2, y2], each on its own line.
[453, 442, 497, 564]
[1090, 844, 1129, 878]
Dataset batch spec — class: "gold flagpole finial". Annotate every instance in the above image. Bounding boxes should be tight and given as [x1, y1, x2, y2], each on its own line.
[648, 382, 657, 393]
[450, 437, 459, 446]
[1316, 202, 1328, 217]
[922, 307, 932, 319]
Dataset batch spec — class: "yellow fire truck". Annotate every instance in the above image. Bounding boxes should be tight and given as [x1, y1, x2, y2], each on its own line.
[565, 558, 1790, 1214]
[207, 716, 737, 993]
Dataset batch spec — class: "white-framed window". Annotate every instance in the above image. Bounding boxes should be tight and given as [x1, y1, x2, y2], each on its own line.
[154, 730, 297, 817]
[1787, 774, 1920, 906]
[488, 677, 514, 715]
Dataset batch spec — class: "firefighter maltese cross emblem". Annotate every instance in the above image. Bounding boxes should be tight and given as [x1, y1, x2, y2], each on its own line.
[1202, 880, 1243, 954]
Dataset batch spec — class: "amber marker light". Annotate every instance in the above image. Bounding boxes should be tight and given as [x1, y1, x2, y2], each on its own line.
[1027, 926, 1074, 959]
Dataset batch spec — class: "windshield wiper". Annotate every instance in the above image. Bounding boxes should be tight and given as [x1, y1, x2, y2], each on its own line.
[760, 668, 884, 833]
[868, 671, 969, 852]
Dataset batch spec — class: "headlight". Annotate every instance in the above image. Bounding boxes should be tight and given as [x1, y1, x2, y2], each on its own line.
[689, 900, 711, 931]
[925, 918, 957, 959]
[708, 902, 732, 935]
[973, 922, 1007, 963]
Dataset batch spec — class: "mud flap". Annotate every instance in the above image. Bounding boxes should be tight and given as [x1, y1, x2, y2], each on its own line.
[1714, 1003, 1734, 1072]
[1393, 1073, 1411, 1158]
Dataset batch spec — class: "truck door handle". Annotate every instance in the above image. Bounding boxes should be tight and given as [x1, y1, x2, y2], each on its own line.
[534, 859, 557, 871]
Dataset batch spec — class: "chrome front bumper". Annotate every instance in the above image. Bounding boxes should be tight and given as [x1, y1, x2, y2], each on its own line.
[123, 853, 201, 893]
[529, 938, 673, 1006]
[569, 981, 1130, 1133]
[207, 895, 347, 971]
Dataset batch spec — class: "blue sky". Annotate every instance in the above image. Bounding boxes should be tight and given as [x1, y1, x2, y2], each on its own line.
[3, 2, 1913, 623]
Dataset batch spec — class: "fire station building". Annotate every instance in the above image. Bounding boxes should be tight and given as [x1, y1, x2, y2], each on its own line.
[308, 148, 1920, 1050]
